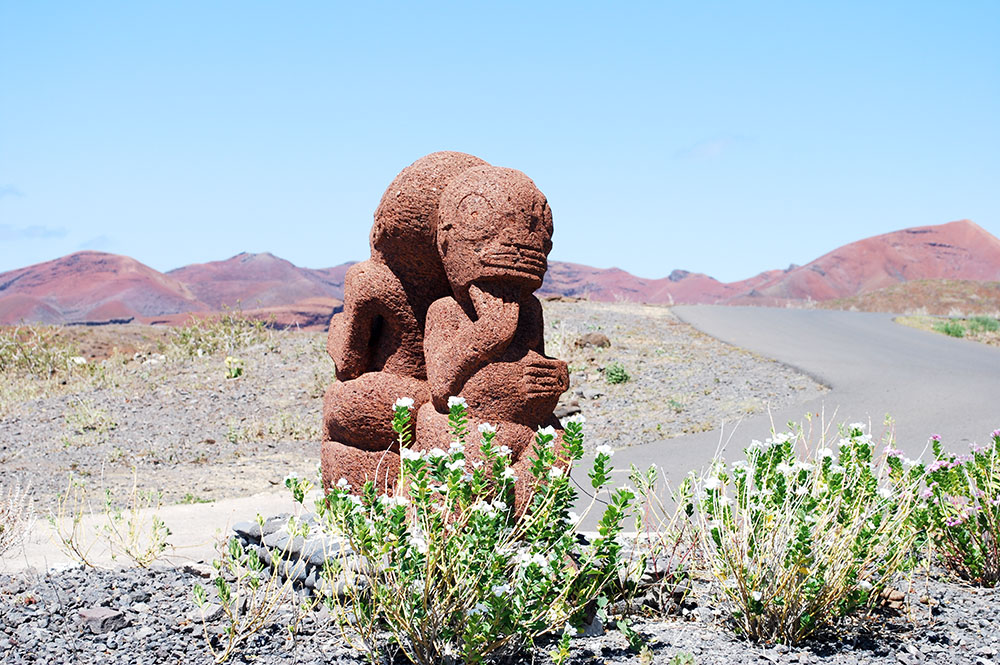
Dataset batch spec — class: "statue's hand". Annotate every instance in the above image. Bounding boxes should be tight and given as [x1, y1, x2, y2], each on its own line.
[469, 282, 520, 346]
[521, 356, 569, 398]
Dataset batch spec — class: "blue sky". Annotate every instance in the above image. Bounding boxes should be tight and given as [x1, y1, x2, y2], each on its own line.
[1, 2, 997, 282]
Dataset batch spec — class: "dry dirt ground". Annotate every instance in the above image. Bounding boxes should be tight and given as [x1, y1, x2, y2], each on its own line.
[1, 301, 826, 512]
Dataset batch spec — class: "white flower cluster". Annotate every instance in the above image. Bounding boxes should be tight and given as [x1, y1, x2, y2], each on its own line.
[447, 396, 467, 408]
[471, 498, 509, 516]
[394, 397, 415, 409]
[514, 550, 551, 569]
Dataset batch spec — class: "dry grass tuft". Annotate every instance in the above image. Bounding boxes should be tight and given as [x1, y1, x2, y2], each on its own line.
[0, 482, 36, 557]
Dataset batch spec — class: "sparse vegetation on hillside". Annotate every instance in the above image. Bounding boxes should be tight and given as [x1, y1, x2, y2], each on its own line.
[820, 279, 1000, 316]
[168, 307, 272, 357]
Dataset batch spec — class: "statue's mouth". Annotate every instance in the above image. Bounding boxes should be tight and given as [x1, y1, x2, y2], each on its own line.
[481, 243, 547, 277]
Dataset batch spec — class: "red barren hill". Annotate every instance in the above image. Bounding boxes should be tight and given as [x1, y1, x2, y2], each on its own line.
[2, 220, 998, 325]
[540, 262, 796, 304]
[0, 251, 208, 325]
[167, 252, 351, 309]
[542, 220, 1000, 305]
[729, 219, 1000, 304]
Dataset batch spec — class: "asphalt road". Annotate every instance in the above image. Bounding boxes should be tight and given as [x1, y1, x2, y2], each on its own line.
[598, 306, 1000, 501]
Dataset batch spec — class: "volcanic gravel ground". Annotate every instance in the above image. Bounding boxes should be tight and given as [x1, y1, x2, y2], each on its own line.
[1, 301, 826, 511]
[0, 302, 994, 664]
[1, 331, 332, 510]
[545, 300, 827, 447]
[1, 564, 997, 664]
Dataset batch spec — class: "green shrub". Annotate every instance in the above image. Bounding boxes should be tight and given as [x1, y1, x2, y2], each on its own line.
[915, 430, 1000, 586]
[967, 316, 1000, 334]
[934, 320, 965, 338]
[692, 422, 921, 644]
[604, 362, 630, 384]
[310, 399, 636, 665]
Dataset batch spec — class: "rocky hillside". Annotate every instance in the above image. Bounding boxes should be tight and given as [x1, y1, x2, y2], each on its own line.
[2, 219, 998, 325]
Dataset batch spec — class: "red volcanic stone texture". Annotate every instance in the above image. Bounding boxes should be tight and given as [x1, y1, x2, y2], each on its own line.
[322, 152, 492, 492]
[321, 156, 570, 504]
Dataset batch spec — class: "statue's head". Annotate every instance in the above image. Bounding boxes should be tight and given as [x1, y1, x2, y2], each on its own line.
[436, 166, 553, 293]
[369, 151, 488, 278]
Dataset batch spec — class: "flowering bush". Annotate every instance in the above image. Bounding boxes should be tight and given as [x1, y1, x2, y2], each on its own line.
[916, 430, 1000, 586]
[313, 398, 635, 665]
[693, 422, 921, 644]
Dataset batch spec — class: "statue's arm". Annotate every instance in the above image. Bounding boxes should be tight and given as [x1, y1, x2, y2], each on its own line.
[327, 262, 381, 380]
[424, 287, 520, 408]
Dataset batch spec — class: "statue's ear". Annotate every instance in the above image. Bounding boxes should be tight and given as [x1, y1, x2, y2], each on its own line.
[437, 220, 452, 256]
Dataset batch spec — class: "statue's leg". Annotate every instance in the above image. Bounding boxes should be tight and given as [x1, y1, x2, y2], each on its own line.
[320, 442, 401, 496]
[321, 372, 429, 493]
[414, 404, 567, 515]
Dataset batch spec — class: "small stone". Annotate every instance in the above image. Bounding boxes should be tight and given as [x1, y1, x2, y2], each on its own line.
[553, 402, 582, 419]
[191, 603, 223, 622]
[232, 520, 263, 543]
[301, 537, 340, 568]
[181, 563, 212, 579]
[575, 332, 611, 348]
[578, 615, 603, 637]
[79, 607, 127, 634]
[262, 530, 291, 551]
[262, 514, 289, 537]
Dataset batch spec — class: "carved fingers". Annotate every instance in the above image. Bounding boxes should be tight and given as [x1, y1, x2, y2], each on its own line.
[522, 357, 569, 398]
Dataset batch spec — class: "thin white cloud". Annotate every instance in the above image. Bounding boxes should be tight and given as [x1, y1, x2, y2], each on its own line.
[675, 135, 747, 161]
[0, 224, 68, 241]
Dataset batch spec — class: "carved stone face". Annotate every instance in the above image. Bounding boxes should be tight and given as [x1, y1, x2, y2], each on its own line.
[437, 166, 553, 292]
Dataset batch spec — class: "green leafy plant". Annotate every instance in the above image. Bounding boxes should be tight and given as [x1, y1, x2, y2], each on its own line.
[313, 399, 637, 665]
[934, 320, 965, 338]
[967, 315, 1000, 334]
[49, 473, 100, 567]
[915, 430, 1000, 586]
[224, 356, 244, 380]
[692, 421, 921, 644]
[604, 362, 630, 385]
[180, 493, 213, 505]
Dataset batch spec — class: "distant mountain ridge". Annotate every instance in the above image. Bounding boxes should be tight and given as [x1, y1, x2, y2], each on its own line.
[1, 219, 997, 327]
[539, 220, 1000, 305]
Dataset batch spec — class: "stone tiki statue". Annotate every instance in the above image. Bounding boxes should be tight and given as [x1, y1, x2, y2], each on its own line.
[321, 153, 569, 503]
